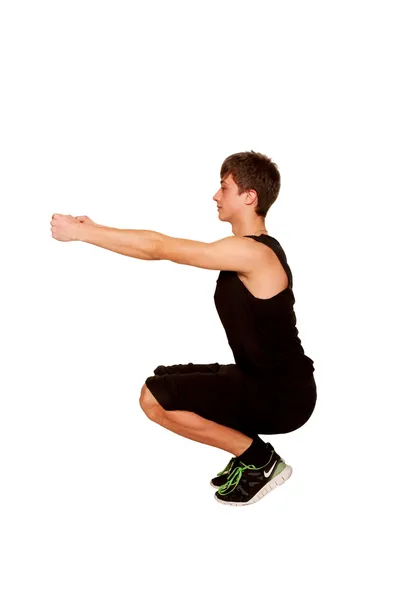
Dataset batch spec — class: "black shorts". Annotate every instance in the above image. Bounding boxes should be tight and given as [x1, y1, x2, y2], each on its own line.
[145, 362, 317, 437]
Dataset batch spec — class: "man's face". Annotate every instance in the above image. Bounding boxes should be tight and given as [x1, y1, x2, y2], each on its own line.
[213, 173, 244, 221]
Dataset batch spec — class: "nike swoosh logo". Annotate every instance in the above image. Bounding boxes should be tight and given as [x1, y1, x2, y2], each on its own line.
[264, 459, 278, 478]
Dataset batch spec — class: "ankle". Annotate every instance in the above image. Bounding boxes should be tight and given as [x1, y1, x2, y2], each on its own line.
[236, 436, 273, 466]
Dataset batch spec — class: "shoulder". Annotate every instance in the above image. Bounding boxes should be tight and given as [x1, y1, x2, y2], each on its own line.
[237, 235, 273, 259]
[159, 233, 269, 274]
[213, 235, 271, 260]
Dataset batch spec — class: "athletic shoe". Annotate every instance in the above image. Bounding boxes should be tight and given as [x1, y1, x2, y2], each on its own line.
[210, 456, 240, 489]
[210, 442, 278, 489]
[214, 449, 292, 506]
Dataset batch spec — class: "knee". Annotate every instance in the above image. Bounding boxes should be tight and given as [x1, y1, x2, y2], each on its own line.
[139, 383, 163, 422]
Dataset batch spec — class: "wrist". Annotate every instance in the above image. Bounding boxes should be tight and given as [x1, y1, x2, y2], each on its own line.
[77, 222, 97, 242]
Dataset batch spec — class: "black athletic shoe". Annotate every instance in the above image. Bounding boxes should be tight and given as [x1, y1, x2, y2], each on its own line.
[210, 456, 240, 489]
[214, 448, 292, 506]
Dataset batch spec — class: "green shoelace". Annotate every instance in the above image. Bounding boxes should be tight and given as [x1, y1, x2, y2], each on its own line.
[217, 455, 279, 496]
[217, 462, 258, 496]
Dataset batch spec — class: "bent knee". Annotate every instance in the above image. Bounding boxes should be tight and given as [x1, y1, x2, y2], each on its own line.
[139, 383, 153, 411]
[139, 383, 163, 420]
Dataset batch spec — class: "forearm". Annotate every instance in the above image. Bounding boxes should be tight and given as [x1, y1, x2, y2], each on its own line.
[78, 224, 164, 260]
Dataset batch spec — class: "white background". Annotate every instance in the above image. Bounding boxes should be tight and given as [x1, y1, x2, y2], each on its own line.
[1, 1, 399, 598]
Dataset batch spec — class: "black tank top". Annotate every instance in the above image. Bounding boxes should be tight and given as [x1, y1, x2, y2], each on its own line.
[213, 234, 315, 383]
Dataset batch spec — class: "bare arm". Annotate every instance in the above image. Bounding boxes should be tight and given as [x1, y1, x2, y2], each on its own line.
[78, 224, 268, 273]
[78, 224, 164, 260]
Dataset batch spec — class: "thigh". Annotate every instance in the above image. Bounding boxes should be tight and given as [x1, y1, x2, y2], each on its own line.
[146, 364, 317, 436]
[145, 363, 259, 435]
[248, 373, 318, 434]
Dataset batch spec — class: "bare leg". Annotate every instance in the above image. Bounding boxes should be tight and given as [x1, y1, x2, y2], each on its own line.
[139, 383, 253, 456]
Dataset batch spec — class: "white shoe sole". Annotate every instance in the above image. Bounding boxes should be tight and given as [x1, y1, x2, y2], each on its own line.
[214, 463, 293, 506]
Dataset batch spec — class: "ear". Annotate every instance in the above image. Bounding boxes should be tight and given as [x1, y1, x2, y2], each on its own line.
[246, 189, 258, 206]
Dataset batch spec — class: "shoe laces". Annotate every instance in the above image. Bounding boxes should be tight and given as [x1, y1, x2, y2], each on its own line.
[217, 452, 278, 495]
[217, 463, 257, 495]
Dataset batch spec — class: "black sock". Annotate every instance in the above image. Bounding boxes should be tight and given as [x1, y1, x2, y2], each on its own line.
[237, 436, 273, 467]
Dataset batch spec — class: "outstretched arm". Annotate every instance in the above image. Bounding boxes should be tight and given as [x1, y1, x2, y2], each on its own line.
[79, 223, 164, 260]
[79, 223, 268, 275]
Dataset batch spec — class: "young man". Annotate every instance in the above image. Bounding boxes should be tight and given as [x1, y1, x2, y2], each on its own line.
[50, 150, 317, 507]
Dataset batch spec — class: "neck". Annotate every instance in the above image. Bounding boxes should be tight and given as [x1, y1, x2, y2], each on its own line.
[250, 228, 268, 236]
[232, 222, 268, 237]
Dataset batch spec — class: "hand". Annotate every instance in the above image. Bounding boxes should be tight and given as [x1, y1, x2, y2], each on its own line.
[50, 213, 83, 242]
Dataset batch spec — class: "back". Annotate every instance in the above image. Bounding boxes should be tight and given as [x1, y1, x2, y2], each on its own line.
[213, 233, 315, 384]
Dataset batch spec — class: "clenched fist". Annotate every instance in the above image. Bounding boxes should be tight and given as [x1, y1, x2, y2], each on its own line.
[50, 213, 83, 242]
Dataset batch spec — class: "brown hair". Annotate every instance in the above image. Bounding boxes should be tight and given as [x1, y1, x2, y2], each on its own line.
[220, 150, 281, 217]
